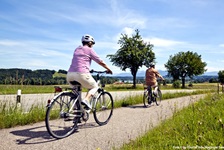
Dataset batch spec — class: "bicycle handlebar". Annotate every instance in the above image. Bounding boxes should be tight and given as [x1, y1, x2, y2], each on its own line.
[90, 69, 108, 74]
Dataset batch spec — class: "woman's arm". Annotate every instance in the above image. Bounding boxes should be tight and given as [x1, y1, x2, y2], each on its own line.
[98, 61, 113, 74]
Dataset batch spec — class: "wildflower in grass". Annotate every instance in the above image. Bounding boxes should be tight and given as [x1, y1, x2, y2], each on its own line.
[218, 118, 224, 128]
[198, 121, 202, 125]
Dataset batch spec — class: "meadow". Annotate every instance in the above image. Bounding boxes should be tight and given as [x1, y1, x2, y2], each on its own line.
[119, 93, 224, 149]
[0, 83, 218, 128]
[0, 82, 218, 94]
[0, 83, 223, 148]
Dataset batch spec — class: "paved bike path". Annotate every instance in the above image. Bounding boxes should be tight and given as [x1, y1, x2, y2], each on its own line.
[0, 90, 196, 112]
[0, 94, 205, 150]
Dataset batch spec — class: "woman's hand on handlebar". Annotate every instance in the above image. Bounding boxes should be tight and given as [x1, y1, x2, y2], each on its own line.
[106, 69, 113, 74]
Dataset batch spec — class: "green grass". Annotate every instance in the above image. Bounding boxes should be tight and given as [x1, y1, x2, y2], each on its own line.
[113, 90, 213, 109]
[0, 104, 45, 128]
[0, 83, 220, 132]
[0, 83, 222, 149]
[53, 72, 66, 78]
[0, 83, 218, 95]
[0, 89, 210, 129]
[0, 85, 56, 94]
[0, 84, 145, 94]
[119, 93, 224, 149]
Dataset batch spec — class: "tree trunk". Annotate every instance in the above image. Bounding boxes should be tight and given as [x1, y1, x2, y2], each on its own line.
[131, 67, 138, 89]
[133, 74, 136, 88]
[181, 77, 185, 88]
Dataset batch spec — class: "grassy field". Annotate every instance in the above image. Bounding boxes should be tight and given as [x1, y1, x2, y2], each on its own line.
[0, 83, 223, 148]
[119, 93, 224, 149]
[0, 85, 215, 129]
[0, 82, 219, 94]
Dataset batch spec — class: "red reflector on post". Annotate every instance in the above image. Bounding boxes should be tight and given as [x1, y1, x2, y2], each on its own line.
[54, 86, 62, 92]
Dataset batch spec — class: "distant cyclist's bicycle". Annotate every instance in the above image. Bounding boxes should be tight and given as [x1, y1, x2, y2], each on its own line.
[143, 84, 162, 107]
[45, 70, 114, 139]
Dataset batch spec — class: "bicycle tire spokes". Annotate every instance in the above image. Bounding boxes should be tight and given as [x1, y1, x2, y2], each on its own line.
[46, 70, 114, 139]
[93, 92, 113, 126]
[45, 92, 78, 139]
[155, 90, 162, 106]
[143, 86, 162, 107]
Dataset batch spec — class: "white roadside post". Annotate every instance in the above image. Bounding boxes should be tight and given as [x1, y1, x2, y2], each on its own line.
[17, 89, 21, 107]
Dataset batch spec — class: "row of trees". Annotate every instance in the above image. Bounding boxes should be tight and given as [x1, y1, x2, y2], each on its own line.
[0, 67, 221, 86]
[0, 69, 119, 85]
[107, 29, 223, 88]
[0, 69, 62, 85]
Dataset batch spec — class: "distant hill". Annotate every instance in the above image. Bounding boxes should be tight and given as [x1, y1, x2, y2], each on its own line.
[203, 71, 218, 76]
[114, 70, 218, 77]
[114, 70, 168, 77]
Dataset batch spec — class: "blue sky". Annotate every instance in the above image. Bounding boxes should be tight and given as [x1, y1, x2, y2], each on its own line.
[0, 0, 224, 75]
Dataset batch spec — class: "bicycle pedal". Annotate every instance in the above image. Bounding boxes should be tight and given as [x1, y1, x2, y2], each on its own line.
[82, 111, 89, 122]
[85, 109, 91, 113]
[74, 117, 82, 123]
[64, 118, 73, 121]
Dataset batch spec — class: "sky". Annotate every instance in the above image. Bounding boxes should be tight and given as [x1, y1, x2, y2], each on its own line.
[0, 0, 224, 75]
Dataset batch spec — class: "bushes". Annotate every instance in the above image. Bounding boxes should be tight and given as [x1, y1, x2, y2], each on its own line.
[172, 80, 181, 88]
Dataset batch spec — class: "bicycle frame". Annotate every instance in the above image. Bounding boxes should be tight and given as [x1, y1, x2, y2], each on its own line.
[45, 70, 114, 139]
[143, 82, 162, 107]
[90, 70, 107, 109]
[47, 70, 106, 112]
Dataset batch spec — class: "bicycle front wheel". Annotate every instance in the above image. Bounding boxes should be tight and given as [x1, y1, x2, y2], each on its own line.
[45, 92, 78, 139]
[93, 91, 113, 126]
[155, 89, 162, 106]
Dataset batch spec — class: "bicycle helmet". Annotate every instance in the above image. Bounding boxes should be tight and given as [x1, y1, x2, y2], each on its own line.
[149, 62, 155, 67]
[81, 34, 95, 44]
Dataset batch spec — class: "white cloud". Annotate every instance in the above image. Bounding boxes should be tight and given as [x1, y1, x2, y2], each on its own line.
[0, 40, 26, 46]
[122, 27, 135, 36]
[145, 37, 185, 47]
[1, 0, 224, 73]
[219, 44, 224, 48]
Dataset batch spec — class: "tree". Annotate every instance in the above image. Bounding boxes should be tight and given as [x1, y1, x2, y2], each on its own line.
[165, 51, 207, 88]
[107, 29, 155, 88]
[58, 69, 67, 74]
[218, 70, 224, 84]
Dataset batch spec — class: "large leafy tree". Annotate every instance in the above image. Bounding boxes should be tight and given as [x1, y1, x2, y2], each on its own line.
[165, 51, 207, 88]
[218, 70, 224, 84]
[107, 29, 155, 88]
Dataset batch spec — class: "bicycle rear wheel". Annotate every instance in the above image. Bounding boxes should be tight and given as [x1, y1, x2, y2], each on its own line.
[143, 89, 150, 107]
[45, 92, 78, 139]
[93, 91, 113, 126]
[155, 89, 162, 106]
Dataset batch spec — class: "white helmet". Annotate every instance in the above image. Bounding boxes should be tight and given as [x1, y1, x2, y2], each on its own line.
[149, 62, 155, 67]
[81, 34, 95, 44]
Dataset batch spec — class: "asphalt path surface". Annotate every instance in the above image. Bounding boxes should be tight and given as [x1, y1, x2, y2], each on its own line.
[0, 90, 204, 150]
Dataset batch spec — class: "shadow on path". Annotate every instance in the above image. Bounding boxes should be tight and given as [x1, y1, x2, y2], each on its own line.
[9, 121, 100, 145]
[10, 126, 56, 145]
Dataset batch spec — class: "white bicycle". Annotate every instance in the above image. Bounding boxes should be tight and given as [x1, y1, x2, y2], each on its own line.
[45, 70, 114, 139]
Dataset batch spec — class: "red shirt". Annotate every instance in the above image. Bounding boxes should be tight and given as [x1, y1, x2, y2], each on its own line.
[145, 67, 163, 86]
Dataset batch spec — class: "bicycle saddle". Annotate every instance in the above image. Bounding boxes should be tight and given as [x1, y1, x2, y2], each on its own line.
[70, 80, 81, 86]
